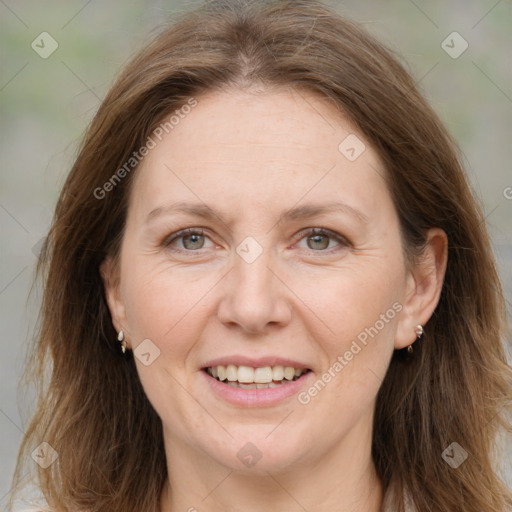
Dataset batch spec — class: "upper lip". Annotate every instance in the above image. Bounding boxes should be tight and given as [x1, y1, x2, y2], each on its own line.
[202, 356, 311, 370]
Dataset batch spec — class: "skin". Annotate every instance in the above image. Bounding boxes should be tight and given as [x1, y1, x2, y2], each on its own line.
[102, 86, 447, 512]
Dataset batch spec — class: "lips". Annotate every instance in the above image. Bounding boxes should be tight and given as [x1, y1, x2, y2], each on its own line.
[200, 356, 313, 406]
[202, 366, 313, 407]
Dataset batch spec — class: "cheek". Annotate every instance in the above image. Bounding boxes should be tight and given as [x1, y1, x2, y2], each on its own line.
[325, 274, 402, 392]
[292, 265, 403, 418]
[295, 274, 400, 425]
[120, 263, 219, 432]
[292, 260, 403, 349]
[121, 260, 219, 356]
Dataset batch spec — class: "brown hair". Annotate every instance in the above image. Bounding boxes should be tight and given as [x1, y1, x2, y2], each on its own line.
[9, 1, 512, 510]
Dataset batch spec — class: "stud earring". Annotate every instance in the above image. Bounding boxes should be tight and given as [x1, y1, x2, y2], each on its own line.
[407, 324, 424, 354]
[118, 330, 126, 354]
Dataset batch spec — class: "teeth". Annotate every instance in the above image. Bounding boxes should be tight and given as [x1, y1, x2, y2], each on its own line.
[226, 364, 237, 382]
[217, 365, 226, 381]
[238, 383, 257, 389]
[237, 365, 255, 383]
[272, 365, 284, 381]
[284, 367, 295, 380]
[222, 381, 283, 389]
[206, 364, 308, 385]
[254, 366, 273, 383]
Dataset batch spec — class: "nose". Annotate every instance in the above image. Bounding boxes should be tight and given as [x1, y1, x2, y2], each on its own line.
[216, 246, 292, 335]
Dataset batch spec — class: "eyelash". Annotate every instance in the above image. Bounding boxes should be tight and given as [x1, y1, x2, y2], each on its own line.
[162, 227, 350, 255]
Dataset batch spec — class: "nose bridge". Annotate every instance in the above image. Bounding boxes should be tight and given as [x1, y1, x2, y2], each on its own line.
[217, 239, 291, 332]
[234, 246, 273, 295]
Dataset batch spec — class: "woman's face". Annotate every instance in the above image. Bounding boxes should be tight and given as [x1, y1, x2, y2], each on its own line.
[103, 87, 430, 474]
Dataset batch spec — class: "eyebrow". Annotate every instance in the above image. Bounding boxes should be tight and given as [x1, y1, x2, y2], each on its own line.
[145, 200, 368, 226]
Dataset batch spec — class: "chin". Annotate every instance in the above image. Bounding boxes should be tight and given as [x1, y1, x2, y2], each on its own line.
[209, 430, 313, 475]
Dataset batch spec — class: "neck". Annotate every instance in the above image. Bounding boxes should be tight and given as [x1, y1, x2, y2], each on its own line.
[161, 463, 382, 512]
[160, 420, 383, 512]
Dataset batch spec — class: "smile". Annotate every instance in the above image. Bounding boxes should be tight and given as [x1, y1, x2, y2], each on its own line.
[205, 364, 311, 389]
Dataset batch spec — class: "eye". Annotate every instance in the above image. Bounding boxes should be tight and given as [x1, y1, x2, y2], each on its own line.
[163, 227, 348, 254]
[163, 228, 214, 251]
[295, 228, 349, 252]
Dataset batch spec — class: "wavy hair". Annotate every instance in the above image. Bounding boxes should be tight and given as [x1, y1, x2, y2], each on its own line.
[9, 1, 512, 510]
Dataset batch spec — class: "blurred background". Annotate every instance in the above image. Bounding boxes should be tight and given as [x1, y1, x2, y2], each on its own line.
[1, 0, 511, 506]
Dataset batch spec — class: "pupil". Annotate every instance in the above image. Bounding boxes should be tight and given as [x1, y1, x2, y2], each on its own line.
[308, 234, 329, 250]
[184, 234, 203, 249]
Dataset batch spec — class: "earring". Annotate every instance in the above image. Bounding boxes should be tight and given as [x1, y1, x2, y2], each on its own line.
[407, 324, 424, 354]
[118, 330, 126, 354]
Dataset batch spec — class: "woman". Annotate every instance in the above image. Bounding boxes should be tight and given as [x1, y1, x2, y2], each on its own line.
[9, 0, 512, 511]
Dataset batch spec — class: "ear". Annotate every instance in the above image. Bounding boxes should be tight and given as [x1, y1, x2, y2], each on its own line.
[395, 228, 448, 349]
[100, 256, 129, 347]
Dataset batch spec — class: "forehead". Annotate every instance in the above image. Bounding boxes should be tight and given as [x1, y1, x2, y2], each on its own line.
[128, 87, 388, 222]
[160, 87, 348, 159]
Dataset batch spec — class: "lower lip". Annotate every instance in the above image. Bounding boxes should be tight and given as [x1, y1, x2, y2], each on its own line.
[201, 370, 313, 408]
